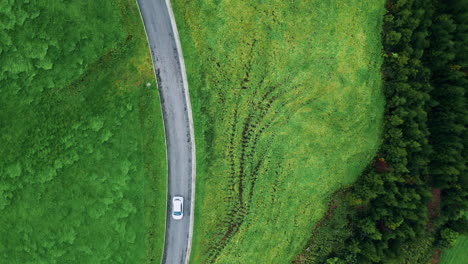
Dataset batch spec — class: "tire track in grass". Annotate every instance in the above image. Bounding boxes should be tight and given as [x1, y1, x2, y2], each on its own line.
[206, 76, 298, 262]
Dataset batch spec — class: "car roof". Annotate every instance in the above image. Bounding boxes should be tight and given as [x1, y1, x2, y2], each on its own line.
[173, 199, 182, 211]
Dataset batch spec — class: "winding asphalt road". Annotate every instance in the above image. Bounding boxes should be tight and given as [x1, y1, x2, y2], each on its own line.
[136, 0, 196, 263]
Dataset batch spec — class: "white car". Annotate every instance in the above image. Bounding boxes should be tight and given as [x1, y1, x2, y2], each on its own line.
[172, 196, 184, 220]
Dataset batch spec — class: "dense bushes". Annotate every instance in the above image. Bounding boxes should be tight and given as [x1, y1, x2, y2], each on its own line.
[0, 1, 166, 263]
[0, 0, 123, 213]
[426, 0, 468, 250]
[297, 0, 467, 263]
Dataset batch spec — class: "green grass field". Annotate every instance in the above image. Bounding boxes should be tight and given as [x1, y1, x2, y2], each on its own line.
[440, 235, 468, 264]
[172, 0, 386, 263]
[0, 1, 166, 263]
[440, 213, 468, 264]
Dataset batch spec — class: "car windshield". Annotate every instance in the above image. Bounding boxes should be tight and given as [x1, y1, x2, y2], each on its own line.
[174, 211, 181, 216]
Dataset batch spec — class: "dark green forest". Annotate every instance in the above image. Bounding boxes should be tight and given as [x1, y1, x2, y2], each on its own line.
[0, 0, 166, 263]
[296, 0, 467, 263]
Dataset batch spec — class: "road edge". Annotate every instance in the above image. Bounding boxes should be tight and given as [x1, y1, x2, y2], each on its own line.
[135, 0, 196, 263]
[163, 1, 197, 263]
[134, 1, 169, 262]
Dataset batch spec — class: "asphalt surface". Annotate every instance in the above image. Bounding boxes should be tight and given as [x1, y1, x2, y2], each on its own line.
[136, 1, 195, 263]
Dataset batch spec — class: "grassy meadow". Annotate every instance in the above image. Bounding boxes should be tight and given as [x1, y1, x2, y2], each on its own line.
[440, 235, 468, 264]
[172, 0, 386, 263]
[440, 213, 468, 264]
[0, 1, 165, 263]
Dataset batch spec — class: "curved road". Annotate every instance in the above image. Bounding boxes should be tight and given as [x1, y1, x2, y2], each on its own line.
[136, 1, 196, 263]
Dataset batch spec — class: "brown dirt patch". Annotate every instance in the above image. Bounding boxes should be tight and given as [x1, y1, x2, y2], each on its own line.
[427, 188, 441, 231]
[432, 248, 441, 264]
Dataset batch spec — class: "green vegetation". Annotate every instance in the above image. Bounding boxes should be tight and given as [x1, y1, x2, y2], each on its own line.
[296, 0, 468, 263]
[0, 1, 166, 263]
[439, 212, 468, 264]
[440, 236, 468, 264]
[172, 0, 385, 263]
[440, 213, 468, 264]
